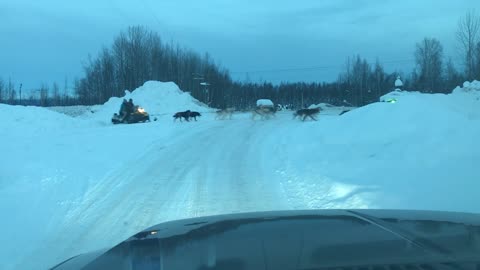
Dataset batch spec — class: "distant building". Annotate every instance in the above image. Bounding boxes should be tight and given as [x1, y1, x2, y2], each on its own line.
[395, 76, 404, 90]
[256, 99, 274, 107]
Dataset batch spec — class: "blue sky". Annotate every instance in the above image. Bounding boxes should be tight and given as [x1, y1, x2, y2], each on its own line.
[0, 0, 476, 90]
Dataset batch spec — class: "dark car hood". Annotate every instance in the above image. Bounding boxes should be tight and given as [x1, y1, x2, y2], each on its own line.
[52, 209, 480, 270]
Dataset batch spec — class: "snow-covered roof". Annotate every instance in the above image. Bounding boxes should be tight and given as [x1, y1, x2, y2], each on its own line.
[256, 99, 274, 106]
[395, 76, 403, 87]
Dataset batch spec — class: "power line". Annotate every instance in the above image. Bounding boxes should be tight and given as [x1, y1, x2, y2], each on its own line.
[231, 65, 342, 74]
[106, 0, 136, 25]
[230, 58, 416, 74]
[138, 0, 164, 30]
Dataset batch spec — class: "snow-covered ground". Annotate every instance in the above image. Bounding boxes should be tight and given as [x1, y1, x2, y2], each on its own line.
[1, 80, 480, 269]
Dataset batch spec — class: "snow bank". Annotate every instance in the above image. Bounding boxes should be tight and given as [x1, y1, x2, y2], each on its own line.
[452, 80, 480, 94]
[379, 89, 408, 102]
[47, 105, 96, 117]
[383, 80, 480, 102]
[0, 104, 86, 135]
[308, 103, 334, 109]
[84, 81, 211, 124]
[2, 80, 480, 269]
[0, 83, 215, 269]
[306, 103, 355, 116]
[0, 80, 210, 131]
[276, 82, 480, 213]
[380, 81, 480, 119]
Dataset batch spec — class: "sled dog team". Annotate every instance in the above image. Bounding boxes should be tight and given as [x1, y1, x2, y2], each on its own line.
[172, 106, 322, 122]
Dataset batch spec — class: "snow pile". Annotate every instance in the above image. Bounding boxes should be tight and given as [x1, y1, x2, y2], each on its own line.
[84, 81, 211, 124]
[447, 80, 480, 119]
[463, 80, 480, 91]
[452, 80, 480, 94]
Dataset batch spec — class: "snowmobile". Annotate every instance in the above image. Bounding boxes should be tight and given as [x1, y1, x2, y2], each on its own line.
[111, 105, 150, 124]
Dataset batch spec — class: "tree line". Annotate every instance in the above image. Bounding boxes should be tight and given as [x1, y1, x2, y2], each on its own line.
[0, 79, 79, 107]
[1, 11, 479, 109]
[74, 26, 231, 106]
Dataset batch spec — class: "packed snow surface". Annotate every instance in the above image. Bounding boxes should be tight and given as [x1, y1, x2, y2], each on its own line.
[1, 80, 480, 269]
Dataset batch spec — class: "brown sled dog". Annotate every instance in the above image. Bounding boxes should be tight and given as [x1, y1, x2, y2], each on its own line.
[293, 107, 321, 121]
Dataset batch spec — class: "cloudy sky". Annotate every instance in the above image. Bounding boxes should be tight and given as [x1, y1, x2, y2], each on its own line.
[0, 0, 476, 90]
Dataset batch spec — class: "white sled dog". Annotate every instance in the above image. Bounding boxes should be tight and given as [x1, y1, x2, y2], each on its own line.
[251, 106, 276, 120]
[215, 108, 235, 120]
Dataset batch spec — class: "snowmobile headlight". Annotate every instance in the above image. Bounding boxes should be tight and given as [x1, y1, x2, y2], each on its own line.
[138, 107, 145, 113]
[385, 98, 397, 103]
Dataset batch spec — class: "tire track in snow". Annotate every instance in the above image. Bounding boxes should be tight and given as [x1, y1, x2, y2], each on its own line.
[26, 123, 224, 268]
[32, 113, 338, 268]
[181, 117, 292, 215]
[68, 125, 224, 253]
[267, 119, 377, 210]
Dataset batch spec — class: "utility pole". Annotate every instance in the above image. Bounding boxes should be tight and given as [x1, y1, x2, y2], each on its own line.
[301, 91, 304, 108]
[200, 82, 211, 104]
[19, 83, 22, 104]
[192, 73, 204, 97]
[193, 73, 210, 104]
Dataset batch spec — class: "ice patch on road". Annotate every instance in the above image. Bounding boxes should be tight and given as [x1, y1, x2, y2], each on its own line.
[276, 167, 376, 210]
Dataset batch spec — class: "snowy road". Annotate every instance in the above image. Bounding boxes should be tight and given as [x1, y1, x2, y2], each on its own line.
[17, 114, 292, 268]
[61, 117, 292, 250]
[17, 112, 375, 269]
[3, 81, 480, 269]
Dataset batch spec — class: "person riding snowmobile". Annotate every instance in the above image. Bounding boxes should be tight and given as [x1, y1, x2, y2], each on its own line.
[112, 98, 149, 124]
[126, 99, 135, 114]
[119, 98, 136, 122]
[119, 99, 129, 121]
